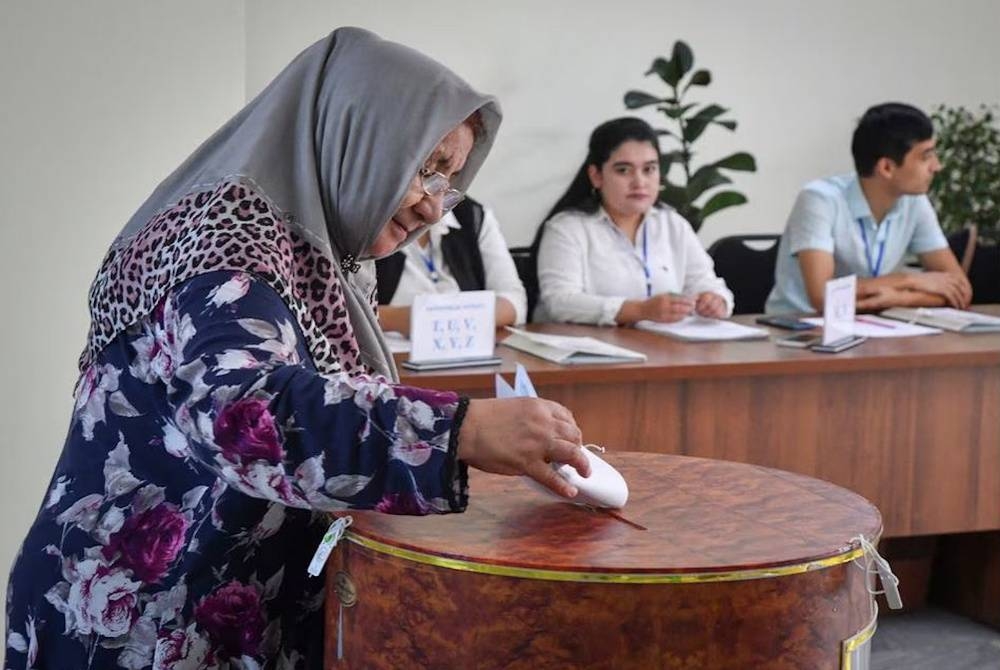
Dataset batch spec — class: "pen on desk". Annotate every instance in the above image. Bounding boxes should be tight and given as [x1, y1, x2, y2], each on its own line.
[855, 315, 896, 329]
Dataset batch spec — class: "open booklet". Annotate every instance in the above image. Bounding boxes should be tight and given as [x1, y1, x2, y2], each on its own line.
[635, 316, 768, 342]
[880, 307, 1000, 333]
[500, 328, 647, 365]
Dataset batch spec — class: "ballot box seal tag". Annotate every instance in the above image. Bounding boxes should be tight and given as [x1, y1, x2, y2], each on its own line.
[307, 515, 352, 577]
[852, 534, 903, 610]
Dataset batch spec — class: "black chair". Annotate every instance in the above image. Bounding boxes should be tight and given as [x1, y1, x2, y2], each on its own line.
[508, 245, 538, 321]
[947, 226, 1000, 304]
[706, 234, 781, 315]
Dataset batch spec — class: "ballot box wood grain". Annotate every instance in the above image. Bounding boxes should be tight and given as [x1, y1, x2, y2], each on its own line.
[324, 453, 881, 670]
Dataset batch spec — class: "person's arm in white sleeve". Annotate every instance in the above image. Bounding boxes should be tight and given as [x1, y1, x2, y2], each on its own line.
[676, 215, 734, 317]
[536, 217, 625, 325]
[477, 208, 528, 326]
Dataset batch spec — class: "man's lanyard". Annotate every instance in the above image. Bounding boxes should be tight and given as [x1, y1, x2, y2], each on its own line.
[857, 218, 890, 277]
[418, 239, 440, 283]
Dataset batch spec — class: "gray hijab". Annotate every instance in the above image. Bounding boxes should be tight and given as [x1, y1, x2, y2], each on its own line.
[113, 27, 501, 379]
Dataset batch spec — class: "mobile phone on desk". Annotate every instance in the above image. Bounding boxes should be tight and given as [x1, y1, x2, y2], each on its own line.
[775, 333, 820, 348]
[809, 335, 867, 354]
[755, 315, 815, 331]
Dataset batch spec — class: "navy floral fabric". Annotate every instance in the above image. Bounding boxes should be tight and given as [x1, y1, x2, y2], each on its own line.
[6, 270, 467, 669]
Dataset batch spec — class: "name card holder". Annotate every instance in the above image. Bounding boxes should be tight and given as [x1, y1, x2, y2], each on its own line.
[811, 275, 866, 354]
[402, 290, 502, 371]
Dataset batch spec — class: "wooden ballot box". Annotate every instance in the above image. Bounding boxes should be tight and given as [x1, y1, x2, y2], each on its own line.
[324, 453, 882, 669]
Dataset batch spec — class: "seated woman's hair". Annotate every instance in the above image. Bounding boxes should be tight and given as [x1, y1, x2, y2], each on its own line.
[544, 116, 662, 221]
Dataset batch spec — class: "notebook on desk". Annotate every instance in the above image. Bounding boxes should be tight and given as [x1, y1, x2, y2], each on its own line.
[880, 307, 1000, 333]
[635, 316, 768, 342]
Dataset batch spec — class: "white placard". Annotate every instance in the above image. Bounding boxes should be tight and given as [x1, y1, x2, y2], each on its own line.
[822, 275, 857, 345]
[409, 290, 496, 363]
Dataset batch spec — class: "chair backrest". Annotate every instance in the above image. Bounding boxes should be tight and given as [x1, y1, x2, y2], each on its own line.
[947, 226, 1000, 304]
[508, 245, 538, 321]
[706, 234, 781, 315]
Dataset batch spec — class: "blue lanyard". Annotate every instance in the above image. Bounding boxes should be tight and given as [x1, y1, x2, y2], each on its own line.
[640, 224, 652, 297]
[418, 240, 440, 282]
[857, 218, 889, 277]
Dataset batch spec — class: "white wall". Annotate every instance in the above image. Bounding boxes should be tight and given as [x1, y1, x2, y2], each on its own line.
[0, 1, 245, 638]
[245, 0, 1000, 246]
[1, 0, 998, 645]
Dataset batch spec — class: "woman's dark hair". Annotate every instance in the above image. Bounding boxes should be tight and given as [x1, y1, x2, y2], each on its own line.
[544, 117, 662, 222]
[851, 103, 934, 177]
[524, 117, 661, 320]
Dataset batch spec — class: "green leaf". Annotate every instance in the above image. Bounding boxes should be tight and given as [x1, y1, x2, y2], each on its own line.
[659, 181, 688, 208]
[654, 128, 676, 139]
[711, 120, 737, 131]
[645, 57, 670, 78]
[686, 166, 732, 201]
[660, 103, 697, 119]
[647, 55, 682, 87]
[686, 69, 711, 87]
[682, 106, 733, 143]
[672, 41, 694, 77]
[690, 104, 728, 122]
[683, 205, 704, 231]
[712, 152, 757, 172]
[683, 120, 709, 143]
[700, 190, 748, 220]
[624, 90, 664, 109]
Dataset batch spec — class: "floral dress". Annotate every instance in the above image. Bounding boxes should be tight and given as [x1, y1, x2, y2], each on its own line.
[5, 270, 467, 669]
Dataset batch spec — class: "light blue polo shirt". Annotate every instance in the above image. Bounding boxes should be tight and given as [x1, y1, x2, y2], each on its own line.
[765, 173, 948, 314]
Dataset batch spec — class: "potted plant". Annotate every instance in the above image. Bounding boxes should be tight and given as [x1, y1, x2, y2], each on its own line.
[623, 40, 756, 233]
[929, 104, 1000, 302]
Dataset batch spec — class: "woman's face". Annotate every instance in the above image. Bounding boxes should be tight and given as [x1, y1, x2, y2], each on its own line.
[587, 139, 660, 221]
[366, 123, 475, 258]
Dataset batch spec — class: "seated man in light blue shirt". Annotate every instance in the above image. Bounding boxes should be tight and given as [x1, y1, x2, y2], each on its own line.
[766, 102, 971, 314]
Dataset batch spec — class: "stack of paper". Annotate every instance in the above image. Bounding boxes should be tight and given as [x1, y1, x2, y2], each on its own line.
[635, 316, 768, 342]
[881, 307, 1000, 333]
[801, 315, 941, 338]
[500, 328, 647, 365]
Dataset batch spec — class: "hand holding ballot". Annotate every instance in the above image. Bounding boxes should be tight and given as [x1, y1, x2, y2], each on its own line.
[459, 398, 589, 499]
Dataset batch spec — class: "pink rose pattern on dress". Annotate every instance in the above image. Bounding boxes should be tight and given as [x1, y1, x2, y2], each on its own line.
[7, 263, 466, 669]
[63, 559, 142, 638]
[194, 581, 266, 659]
[152, 624, 210, 670]
[103, 503, 191, 583]
[213, 398, 284, 464]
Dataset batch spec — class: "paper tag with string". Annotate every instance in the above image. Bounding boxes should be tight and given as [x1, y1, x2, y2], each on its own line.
[307, 515, 353, 577]
[854, 535, 902, 610]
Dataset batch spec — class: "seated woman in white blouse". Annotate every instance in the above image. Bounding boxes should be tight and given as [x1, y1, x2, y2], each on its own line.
[533, 117, 733, 325]
[376, 196, 527, 334]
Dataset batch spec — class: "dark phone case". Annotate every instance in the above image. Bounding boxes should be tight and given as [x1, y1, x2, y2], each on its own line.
[755, 316, 814, 331]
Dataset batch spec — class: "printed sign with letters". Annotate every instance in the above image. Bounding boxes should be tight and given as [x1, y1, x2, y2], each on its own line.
[406, 290, 498, 368]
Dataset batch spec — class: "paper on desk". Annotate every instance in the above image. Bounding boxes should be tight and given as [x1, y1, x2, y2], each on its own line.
[635, 316, 768, 341]
[383, 331, 411, 353]
[801, 316, 941, 338]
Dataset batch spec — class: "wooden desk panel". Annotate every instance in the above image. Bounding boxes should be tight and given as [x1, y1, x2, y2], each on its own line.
[398, 312, 1000, 538]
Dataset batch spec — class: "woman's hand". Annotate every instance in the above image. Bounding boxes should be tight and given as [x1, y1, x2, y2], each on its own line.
[641, 293, 695, 323]
[458, 398, 589, 498]
[694, 292, 728, 318]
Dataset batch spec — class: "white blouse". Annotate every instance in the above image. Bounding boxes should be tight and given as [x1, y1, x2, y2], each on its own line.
[535, 206, 733, 325]
[388, 207, 528, 325]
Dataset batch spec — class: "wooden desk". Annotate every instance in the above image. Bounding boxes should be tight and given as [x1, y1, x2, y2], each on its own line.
[399, 310, 1000, 539]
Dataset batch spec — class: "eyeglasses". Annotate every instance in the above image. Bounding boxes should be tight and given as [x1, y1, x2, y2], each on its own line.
[419, 168, 464, 212]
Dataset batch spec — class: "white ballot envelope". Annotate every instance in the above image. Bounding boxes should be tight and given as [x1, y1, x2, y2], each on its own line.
[494, 365, 628, 508]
